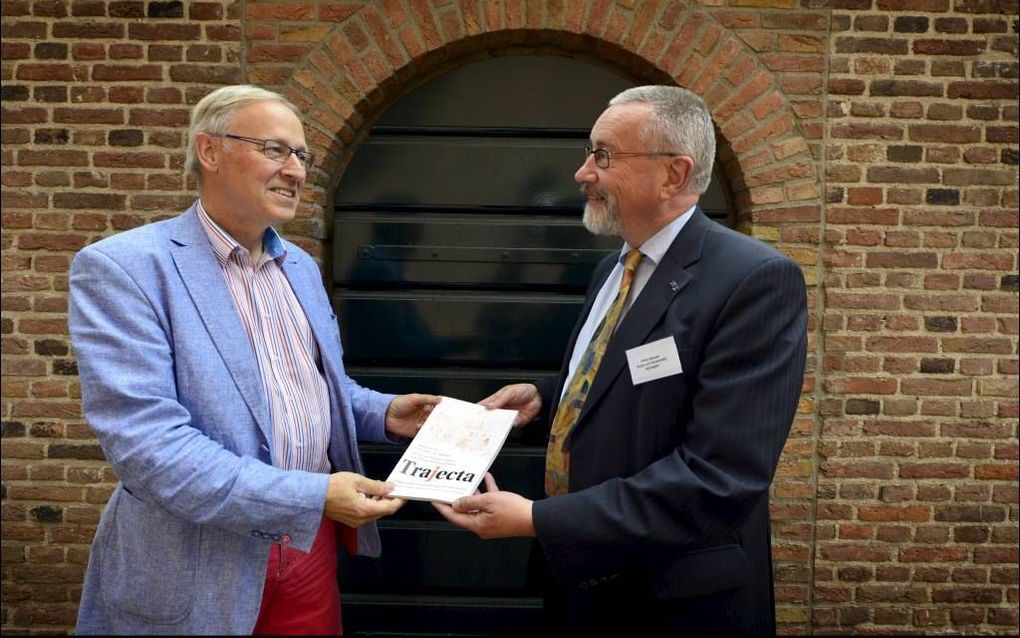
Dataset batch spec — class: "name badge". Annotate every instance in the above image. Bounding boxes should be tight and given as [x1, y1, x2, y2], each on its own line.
[626, 336, 683, 385]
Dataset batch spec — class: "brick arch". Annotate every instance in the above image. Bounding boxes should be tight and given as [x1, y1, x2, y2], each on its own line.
[252, 1, 824, 255]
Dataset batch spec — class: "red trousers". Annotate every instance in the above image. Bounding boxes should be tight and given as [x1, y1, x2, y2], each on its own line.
[253, 517, 342, 636]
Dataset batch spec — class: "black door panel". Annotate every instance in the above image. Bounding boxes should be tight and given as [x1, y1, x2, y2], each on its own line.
[336, 137, 586, 209]
[334, 211, 612, 290]
[335, 291, 585, 366]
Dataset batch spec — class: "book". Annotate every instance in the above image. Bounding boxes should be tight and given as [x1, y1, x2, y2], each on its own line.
[385, 396, 518, 504]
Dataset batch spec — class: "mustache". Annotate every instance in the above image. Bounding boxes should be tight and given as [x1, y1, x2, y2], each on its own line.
[580, 185, 606, 199]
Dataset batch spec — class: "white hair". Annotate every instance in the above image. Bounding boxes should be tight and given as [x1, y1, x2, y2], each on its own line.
[185, 85, 301, 185]
[609, 86, 716, 194]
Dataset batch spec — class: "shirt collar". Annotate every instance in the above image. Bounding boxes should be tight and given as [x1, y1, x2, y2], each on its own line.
[196, 199, 288, 266]
[620, 205, 696, 266]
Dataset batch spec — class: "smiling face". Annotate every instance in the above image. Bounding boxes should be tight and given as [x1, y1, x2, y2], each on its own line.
[575, 102, 666, 245]
[197, 99, 307, 251]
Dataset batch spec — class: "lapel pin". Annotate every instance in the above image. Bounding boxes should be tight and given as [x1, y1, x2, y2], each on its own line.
[669, 281, 679, 292]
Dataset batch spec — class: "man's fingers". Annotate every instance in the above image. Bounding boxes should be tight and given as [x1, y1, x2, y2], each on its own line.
[413, 393, 442, 411]
[452, 494, 486, 513]
[372, 496, 405, 515]
[483, 473, 499, 493]
[353, 494, 404, 524]
[478, 389, 508, 409]
[433, 502, 469, 526]
[357, 478, 395, 498]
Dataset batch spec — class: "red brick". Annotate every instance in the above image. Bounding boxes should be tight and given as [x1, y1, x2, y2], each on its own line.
[900, 462, 972, 479]
[247, 1, 314, 20]
[914, 39, 986, 55]
[859, 505, 932, 521]
[821, 545, 894, 562]
[51, 22, 124, 38]
[948, 81, 1019, 99]
[188, 1, 229, 20]
[933, 586, 1003, 603]
[828, 207, 900, 225]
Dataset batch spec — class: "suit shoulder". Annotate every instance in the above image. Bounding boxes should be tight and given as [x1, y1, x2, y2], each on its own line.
[75, 217, 178, 265]
[703, 221, 796, 269]
[280, 238, 323, 273]
[281, 237, 315, 263]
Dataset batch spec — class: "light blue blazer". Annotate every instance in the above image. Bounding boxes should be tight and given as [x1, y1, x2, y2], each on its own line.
[68, 204, 394, 635]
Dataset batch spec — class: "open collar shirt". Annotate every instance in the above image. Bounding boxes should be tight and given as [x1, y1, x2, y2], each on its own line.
[197, 201, 331, 474]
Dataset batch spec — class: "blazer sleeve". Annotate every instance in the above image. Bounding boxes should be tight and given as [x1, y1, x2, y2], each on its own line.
[533, 254, 808, 585]
[69, 246, 329, 552]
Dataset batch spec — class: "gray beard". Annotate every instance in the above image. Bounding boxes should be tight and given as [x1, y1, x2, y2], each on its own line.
[582, 200, 623, 236]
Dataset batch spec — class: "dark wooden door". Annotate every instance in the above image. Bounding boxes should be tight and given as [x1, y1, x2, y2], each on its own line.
[332, 54, 731, 637]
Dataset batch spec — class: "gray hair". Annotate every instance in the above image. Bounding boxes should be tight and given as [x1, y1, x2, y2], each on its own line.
[609, 86, 715, 195]
[185, 85, 302, 186]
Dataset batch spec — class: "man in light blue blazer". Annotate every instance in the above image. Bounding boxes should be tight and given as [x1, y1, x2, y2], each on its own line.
[68, 85, 439, 635]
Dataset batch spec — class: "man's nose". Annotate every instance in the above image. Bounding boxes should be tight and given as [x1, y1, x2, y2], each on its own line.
[575, 155, 597, 184]
[280, 152, 306, 178]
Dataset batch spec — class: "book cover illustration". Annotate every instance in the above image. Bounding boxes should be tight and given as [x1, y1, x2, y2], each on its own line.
[385, 396, 517, 503]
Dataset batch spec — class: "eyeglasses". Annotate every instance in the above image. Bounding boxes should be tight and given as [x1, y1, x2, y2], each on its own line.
[584, 146, 679, 169]
[215, 133, 316, 171]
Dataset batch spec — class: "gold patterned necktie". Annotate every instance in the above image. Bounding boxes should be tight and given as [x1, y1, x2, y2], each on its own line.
[545, 248, 643, 496]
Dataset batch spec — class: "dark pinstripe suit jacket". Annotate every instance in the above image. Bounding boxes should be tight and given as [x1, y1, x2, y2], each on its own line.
[530, 207, 808, 635]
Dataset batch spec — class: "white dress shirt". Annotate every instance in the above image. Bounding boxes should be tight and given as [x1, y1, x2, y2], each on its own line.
[561, 206, 696, 400]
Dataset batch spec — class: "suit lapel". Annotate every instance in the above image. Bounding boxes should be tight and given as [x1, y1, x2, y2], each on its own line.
[576, 208, 711, 426]
[167, 207, 273, 443]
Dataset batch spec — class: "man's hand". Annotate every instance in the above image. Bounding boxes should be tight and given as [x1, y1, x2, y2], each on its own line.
[479, 383, 542, 427]
[385, 393, 441, 438]
[433, 474, 536, 539]
[324, 471, 404, 527]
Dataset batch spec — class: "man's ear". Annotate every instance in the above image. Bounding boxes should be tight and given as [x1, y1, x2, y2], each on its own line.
[194, 132, 221, 175]
[661, 155, 694, 199]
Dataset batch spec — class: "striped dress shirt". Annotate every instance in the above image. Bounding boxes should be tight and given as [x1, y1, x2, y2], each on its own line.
[197, 202, 331, 474]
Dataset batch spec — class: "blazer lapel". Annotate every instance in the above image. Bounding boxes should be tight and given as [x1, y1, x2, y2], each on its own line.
[280, 252, 334, 371]
[167, 207, 273, 443]
[280, 250, 359, 470]
[576, 208, 711, 426]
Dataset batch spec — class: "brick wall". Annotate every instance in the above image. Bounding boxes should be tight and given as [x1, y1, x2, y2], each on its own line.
[816, 0, 1018, 632]
[1, 0, 1016, 634]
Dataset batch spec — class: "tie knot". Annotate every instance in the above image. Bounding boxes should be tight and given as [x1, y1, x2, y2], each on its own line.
[624, 249, 643, 272]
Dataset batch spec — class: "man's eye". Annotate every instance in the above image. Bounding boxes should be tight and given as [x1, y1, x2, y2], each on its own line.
[263, 144, 287, 159]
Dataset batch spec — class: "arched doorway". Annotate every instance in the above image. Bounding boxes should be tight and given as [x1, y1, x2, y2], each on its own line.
[331, 54, 734, 636]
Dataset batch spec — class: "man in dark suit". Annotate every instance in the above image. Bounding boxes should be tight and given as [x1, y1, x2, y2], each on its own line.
[435, 85, 807, 635]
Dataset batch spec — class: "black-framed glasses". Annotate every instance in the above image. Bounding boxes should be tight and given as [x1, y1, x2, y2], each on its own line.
[216, 133, 316, 171]
[584, 145, 679, 169]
